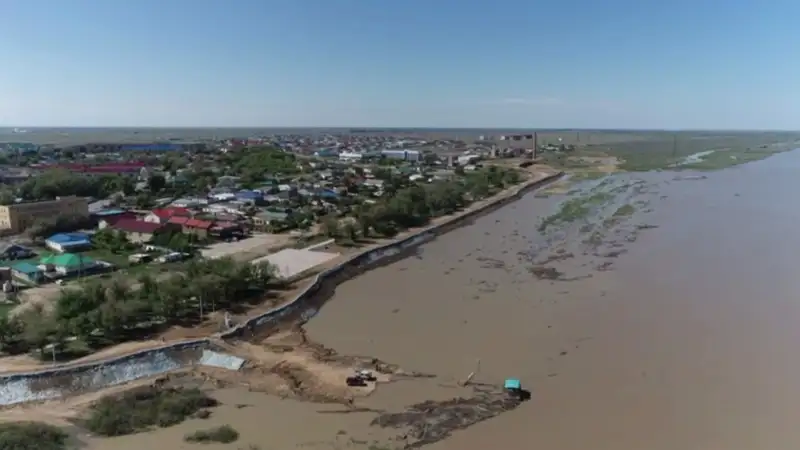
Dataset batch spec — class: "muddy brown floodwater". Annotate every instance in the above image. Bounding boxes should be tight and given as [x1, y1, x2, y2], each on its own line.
[304, 150, 800, 450]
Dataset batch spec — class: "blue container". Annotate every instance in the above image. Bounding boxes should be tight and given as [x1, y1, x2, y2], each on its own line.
[504, 378, 521, 390]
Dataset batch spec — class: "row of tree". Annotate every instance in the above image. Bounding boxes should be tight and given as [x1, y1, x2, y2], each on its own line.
[0, 258, 277, 358]
[15, 169, 137, 202]
[323, 166, 523, 240]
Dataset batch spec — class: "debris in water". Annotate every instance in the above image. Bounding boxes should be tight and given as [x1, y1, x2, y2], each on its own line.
[370, 388, 524, 449]
[528, 266, 563, 280]
[596, 261, 613, 271]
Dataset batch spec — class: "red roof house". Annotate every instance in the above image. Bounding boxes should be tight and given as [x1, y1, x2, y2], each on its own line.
[185, 219, 213, 230]
[167, 216, 190, 226]
[108, 218, 165, 242]
[167, 218, 214, 237]
[145, 207, 191, 224]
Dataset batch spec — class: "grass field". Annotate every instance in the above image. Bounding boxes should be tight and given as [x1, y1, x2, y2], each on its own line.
[525, 131, 800, 172]
[585, 132, 800, 171]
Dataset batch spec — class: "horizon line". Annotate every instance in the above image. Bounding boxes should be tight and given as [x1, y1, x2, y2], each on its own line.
[2, 126, 800, 133]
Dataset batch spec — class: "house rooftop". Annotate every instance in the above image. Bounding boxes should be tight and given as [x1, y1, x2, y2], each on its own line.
[150, 207, 191, 219]
[93, 208, 128, 217]
[40, 253, 96, 268]
[11, 262, 40, 274]
[46, 232, 91, 243]
[111, 218, 163, 234]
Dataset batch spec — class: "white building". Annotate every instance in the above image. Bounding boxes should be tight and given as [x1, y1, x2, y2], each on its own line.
[339, 151, 363, 162]
[457, 154, 481, 165]
[209, 192, 236, 202]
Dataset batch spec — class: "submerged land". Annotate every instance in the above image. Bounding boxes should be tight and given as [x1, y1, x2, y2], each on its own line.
[1, 129, 800, 450]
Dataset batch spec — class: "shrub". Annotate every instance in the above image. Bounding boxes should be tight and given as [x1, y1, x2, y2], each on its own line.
[0, 421, 69, 450]
[184, 424, 240, 444]
[83, 387, 219, 436]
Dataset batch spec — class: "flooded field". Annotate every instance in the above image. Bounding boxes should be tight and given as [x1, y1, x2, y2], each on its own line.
[302, 150, 800, 450]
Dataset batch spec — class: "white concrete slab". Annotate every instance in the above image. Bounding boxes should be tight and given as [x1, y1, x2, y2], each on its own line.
[198, 350, 246, 371]
[201, 234, 285, 259]
[251, 248, 340, 280]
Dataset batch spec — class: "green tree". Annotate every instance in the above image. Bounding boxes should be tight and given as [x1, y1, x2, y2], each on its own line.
[321, 216, 340, 238]
[148, 174, 167, 193]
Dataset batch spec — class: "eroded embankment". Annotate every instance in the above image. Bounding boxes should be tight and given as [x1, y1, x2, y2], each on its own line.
[0, 172, 563, 406]
[0, 341, 208, 406]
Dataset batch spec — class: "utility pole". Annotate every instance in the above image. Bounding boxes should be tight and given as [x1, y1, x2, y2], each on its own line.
[671, 134, 678, 159]
[532, 132, 538, 160]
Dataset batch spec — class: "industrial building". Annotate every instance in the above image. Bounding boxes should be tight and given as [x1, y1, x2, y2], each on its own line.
[120, 143, 183, 152]
[314, 148, 340, 157]
[0, 197, 89, 232]
[381, 149, 422, 162]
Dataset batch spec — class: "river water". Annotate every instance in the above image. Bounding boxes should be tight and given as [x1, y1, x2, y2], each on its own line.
[305, 150, 800, 450]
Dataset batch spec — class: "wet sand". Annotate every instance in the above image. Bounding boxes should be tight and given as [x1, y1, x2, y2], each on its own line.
[304, 150, 800, 450]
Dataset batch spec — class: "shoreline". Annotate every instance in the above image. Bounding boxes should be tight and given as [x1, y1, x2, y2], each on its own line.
[0, 169, 564, 406]
[225, 168, 565, 340]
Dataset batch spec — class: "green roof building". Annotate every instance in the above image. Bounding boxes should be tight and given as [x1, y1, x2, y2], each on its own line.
[40, 253, 97, 274]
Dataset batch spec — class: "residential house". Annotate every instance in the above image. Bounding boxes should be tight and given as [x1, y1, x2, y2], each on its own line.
[0, 243, 34, 260]
[362, 179, 385, 189]
[171, 197, 207, 208]
[108, 218, 166, 243]
[209, 221, 244, 240]
[45, 232, 92, 253]
[11, 262, 44, 284]
[235, 190, 263, 204]
[91, 209, 136, 226]
[316, 189, 340, 200]
[216, 175, 241, 188]
[209, 191, 236, 202]
[202, 204, 242, 216]
[263, 194, 288, 204]
[144, 207, 191, 224]
[252, 211, 289, 228]
[168, 216, 214, 238]
[40, 253, 100, 276]
[431, 169, 456, 180]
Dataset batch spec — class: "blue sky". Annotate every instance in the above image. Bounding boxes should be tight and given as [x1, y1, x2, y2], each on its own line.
[1, 0, 799, 129]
